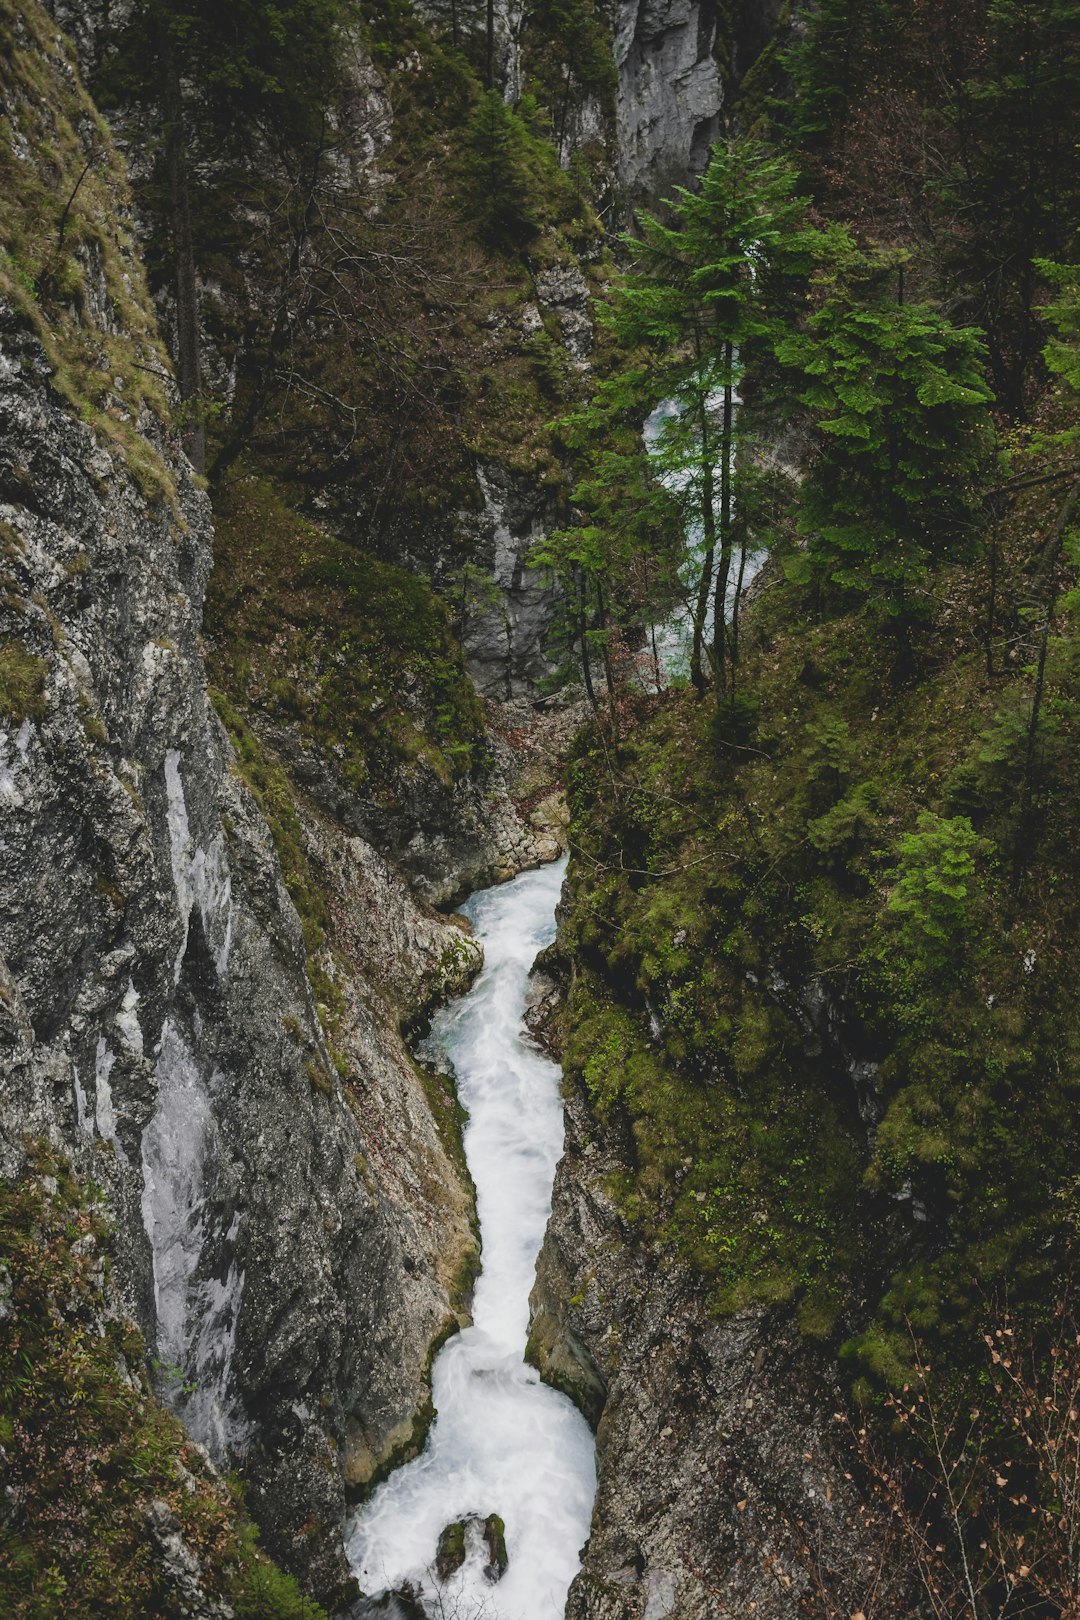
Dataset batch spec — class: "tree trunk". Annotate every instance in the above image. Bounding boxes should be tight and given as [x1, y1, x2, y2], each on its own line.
[689, 380, 716, 696]
[1011, 479, 1080, 890]
[161, 27, 204, 475]
[729, 522, 748, 704]
[577, 569, 597, 711]
[710, 356, 735, 700]
[595, 578, 620, 747]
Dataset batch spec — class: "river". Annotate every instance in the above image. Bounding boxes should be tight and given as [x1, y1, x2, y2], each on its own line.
[347, 855, 596, 1619]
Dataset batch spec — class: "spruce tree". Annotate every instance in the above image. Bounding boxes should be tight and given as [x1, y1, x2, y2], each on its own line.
[776, 261, 997, 634]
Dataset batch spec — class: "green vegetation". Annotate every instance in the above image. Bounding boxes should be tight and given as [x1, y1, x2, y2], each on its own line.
[775, 0, 1080, 416]
[0, 638, 46, 723]
[206, 475, 487, 807]
[550, 6, 1080, 1395]
[0, 0, 177, 502]
[545, 139, 823, 702]
[91, 0, 606, 552]
[778, 277, 997, 628]
[560, 452, 1080, 1351]
[0, 1147, 326, 1620]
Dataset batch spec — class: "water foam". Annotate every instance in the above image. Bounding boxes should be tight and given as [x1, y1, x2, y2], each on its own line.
[348, 857, 596, 1619]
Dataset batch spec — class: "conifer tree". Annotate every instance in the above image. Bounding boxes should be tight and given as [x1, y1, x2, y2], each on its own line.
[776, 259, 997, 635]
[559, 138, 820, 701]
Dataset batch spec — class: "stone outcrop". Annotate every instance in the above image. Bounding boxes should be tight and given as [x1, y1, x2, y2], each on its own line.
[530, 1073, 889, 1619]
[0, 286, 486, 1600]
[462, 463, 563, 704]
[609, 0, 724, 205]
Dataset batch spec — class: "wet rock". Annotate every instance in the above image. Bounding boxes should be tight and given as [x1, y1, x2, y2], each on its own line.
[482, 1511, 508, 1583]
[435, 1518, 467, 1581]
[530, 1074, 899, 1617]
[341, 1585, 427, 1620]
[0, 284, 478, 1603]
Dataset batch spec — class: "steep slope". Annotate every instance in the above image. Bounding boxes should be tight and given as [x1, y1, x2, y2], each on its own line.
[528, 484, 1080, 1610]
[0, 5, 491, 1605]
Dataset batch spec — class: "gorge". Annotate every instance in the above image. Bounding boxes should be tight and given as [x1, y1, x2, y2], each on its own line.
[2, 1, 1079, 1618]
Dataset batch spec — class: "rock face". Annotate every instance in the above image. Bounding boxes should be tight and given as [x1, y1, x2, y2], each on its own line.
[609, 0, 724, 204]
[462, 463, 563, 704]
[530, 1082, 885, 1618]
[0, 287, 483, 1602]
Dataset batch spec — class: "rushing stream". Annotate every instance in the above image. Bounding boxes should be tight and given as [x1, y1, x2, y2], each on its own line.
[347, 856, 596, 1619]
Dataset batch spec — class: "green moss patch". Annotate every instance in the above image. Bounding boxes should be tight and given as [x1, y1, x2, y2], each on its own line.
[206, 474, 486, 808]
[0, 636, 46, 723]
[0, 0, 176, 504]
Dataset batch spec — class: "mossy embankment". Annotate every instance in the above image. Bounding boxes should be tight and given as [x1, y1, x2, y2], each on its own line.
[206, 473, 488, 810]
[0, 0, 179, 504]
[556, 463, 1080, 1391]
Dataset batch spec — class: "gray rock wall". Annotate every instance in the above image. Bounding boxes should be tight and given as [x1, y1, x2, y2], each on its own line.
[0, 299, 478, 1603]
[529, 1079, 888, 1618]
[610, 0, 724, 205]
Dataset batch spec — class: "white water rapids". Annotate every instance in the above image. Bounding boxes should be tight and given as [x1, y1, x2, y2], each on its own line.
[347, 856, 596, 1619]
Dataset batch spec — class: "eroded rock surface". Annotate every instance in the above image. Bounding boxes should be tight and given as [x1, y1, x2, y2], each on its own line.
[0, 298, 480, 1602]
[530, 1053, 885, 1617]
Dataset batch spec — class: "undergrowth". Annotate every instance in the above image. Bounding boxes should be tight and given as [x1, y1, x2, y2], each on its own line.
[560, 458, 1080, 1385]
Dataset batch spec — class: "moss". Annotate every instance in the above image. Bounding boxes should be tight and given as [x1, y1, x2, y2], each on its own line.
[0, 637, 46, 722]
[0, 0, 177, 506]
[435, 1520, 467, 1581]
[0, 1144, 326, 1619]
[305, 1056, 334, 1097]
[210, 688, 329, 957]
[205, 475, 487, 812]
[560, 440, 1080, 1393]
[0, 519, 25, 557]
[482, 1512, 507, 1578]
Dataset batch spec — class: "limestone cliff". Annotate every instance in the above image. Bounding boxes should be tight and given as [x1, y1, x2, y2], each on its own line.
[0, 8, 487, 1604]
[610, 0, 724, 204]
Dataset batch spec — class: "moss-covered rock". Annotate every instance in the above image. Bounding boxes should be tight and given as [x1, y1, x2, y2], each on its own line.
[0, 0, 178, 503]
[435, 1519, 467, 1581]
[205, 473, 487, 835]
[481, 1512, 508, 1583]
[0, 1147, 326, 1620]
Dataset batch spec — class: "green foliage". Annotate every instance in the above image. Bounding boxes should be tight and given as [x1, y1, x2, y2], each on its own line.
[779, 0, 1080, 414]
[457, 92, 581, 248]
[780, 0, 900, 151]
[886, 811, 987, 967]
[229, 1539, 327, 1618]
[523, 0, 617, 115]
[546, 138, 819, 698]
[558, 462, 1080, 1388]
[806, 781, 878, 868]
[0, 638, 47, 723]
[1037, 256, 1080, 449]
[96, 0, 346, 151]
[777, 282, 997, 620]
